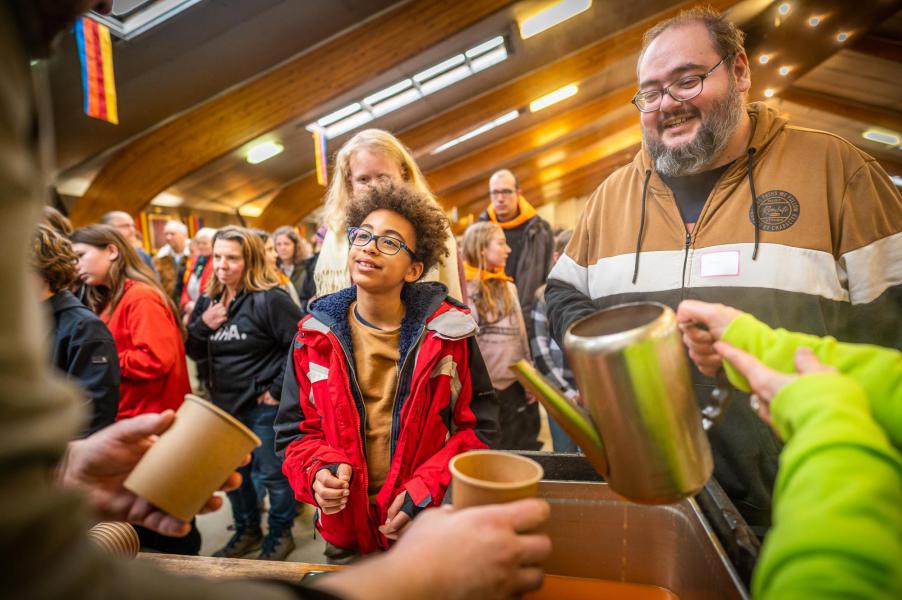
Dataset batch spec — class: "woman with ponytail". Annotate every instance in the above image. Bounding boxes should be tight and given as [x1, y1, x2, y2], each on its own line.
[461, 222, 540, 451]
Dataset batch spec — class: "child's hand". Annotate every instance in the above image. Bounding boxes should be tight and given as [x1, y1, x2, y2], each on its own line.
[379, 490, 412, 541]
[313, 463, 352, 514]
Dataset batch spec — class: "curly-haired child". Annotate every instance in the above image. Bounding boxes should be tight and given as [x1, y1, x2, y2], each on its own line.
[275, 183, 499, 561]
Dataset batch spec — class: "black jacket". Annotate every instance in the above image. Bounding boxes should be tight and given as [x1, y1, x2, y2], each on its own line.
[186, 287, 303, 417]
[46, 291, 120, 437]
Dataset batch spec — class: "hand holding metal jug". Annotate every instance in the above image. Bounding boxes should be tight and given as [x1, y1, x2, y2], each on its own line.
[513, 302, 732, 505]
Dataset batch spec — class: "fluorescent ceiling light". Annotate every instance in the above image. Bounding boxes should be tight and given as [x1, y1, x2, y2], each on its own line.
[530, 83, 579, 112]
[431, 110, 520, 155]
[317, 103, 362, 128]
[862, 128, 901, 146]
[150, 192, 184, 207]
[470, 46, 509, 73]
[371, 87, 421, 116]
[325, 111, 374, 139]
[420, 65, 472, 96]
[364, 80, 413, 106]
[520, 0, 592, 39]
[890, 175, 902, 188]
[246, 141, 284, 165]
[414, 54, 466, 83]
[305, 36, 509, 139]
[465, 36, 504, 58]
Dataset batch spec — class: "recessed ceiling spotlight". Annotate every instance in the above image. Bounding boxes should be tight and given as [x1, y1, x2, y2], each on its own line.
[777, 3, 791, 16]
[808, 16, 821, 27]
[778, 66, 791, 76]
[836, 31, 850, 42]
[764, 88, 775, 98]
[759, 54, 770, 64]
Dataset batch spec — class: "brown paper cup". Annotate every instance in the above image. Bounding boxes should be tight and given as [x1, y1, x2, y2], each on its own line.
[87, 522, 140, 558]
[124, 394, 261, 522]
[449, 450, 544, 509]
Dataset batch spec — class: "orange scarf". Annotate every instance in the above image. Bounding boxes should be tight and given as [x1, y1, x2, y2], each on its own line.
[464, 261, 513, 282]
[487, 195, 537, 230]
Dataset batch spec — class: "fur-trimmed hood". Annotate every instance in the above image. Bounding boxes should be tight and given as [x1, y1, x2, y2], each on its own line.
[307, 282, 476, 358]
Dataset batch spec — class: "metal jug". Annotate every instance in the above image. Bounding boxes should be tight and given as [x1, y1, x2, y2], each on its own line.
[513, 302, 731, 504]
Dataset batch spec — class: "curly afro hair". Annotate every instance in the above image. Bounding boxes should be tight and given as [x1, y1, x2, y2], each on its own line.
[346, 183, 450, 277]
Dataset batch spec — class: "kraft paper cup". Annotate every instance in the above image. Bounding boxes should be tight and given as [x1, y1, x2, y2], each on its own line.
[87, 522, 140, 558]
[449, 450, 544, 509]
[124, 394, 261, 522]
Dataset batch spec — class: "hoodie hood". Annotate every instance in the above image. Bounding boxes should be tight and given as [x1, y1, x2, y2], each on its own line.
[630, 102, 787, 280]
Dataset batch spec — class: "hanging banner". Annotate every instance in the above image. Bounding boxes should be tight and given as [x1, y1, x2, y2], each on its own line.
[75, 17, 119, 125]
[312, 128, 328, 186]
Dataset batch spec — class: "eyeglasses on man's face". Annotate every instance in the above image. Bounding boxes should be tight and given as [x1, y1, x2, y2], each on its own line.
[489, 188, 516, 198]
[347, 227, 416, 259]
[632, 55, 730, 113]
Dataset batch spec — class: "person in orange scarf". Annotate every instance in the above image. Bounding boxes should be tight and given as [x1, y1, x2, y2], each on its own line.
[462, 222, 541, 450]
[477, 169, 554, 341]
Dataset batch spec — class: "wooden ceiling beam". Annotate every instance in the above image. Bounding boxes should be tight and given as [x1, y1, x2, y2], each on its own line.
[456, 136, 638, 217]
[256, 0, 740, 228]
[441, 114, 640, 210]
[69, 0, 514, 226]
[401, 0, 738, 154]
[778, 87, 902, 135]
[851, 34, 902, 64]
[427, 86, 636, 195]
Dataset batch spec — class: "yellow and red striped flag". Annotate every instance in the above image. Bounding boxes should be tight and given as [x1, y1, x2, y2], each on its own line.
[75, 17, 119, 125]
[312, 128, 328, 186]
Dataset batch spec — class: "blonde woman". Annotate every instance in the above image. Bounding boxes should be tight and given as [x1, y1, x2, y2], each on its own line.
[314, 129, 464, 301]
[185, 227, 303, 561]
[462, 222, 539, 451]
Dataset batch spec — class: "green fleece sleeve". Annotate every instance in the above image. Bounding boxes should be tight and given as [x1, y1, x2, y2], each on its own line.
[721, 313, 902, 450]
[753, 374, 902, 600]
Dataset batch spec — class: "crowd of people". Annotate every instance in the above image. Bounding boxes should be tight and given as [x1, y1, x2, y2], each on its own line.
[4, 1, 901, 599]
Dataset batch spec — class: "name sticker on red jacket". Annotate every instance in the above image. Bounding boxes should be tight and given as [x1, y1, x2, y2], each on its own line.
[699, 250, 740, 278]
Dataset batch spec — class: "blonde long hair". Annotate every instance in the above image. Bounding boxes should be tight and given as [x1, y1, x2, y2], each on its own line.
[462, 222, 516, 324]
[205, 227, 280, 298]
[322, 129, 437, 232]
[70, 225, 182, 329]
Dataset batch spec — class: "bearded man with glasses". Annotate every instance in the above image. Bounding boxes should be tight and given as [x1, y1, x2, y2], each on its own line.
[545, 7, 901, 536]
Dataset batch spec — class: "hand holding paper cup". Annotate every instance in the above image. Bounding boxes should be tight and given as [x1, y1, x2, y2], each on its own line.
[449, 450, 544, 509]
[124, 394, 261, 522]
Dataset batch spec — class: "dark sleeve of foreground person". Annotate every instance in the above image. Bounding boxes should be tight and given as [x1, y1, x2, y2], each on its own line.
[0, 4, 334, 598]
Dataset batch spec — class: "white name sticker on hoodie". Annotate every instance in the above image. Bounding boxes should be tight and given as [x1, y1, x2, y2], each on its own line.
[700, 250, 740, 278]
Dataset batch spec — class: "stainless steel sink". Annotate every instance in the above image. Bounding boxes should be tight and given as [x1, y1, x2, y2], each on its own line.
[539, 480, 749, 600]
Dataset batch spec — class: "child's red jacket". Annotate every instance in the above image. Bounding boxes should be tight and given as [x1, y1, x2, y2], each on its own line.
[275, 283, 499, 553]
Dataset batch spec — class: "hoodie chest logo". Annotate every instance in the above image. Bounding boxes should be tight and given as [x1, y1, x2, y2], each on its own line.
[749, 190, 800, 232]
[211, 324, 247, 342]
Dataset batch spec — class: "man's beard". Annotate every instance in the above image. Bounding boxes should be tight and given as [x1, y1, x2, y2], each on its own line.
[643, 79, 744, 177]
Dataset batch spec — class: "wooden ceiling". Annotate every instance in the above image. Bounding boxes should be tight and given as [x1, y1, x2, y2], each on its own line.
[52, 0, 902, 229]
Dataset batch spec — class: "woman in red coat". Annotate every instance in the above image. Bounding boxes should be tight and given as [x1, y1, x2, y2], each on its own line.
[71, 225, 190, 421]
[71, 224, 196, 554]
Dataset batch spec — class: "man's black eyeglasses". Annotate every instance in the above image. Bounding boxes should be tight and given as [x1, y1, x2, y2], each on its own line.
[632, 55, 730, 113]
[347, 227, 416, 259]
